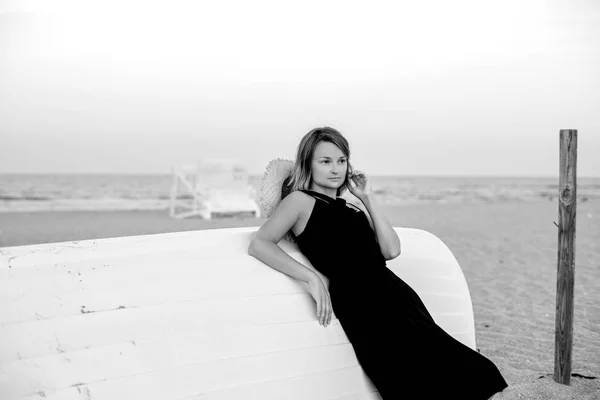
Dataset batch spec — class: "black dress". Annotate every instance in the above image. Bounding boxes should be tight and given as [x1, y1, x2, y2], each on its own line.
[294, 190, 508, 400]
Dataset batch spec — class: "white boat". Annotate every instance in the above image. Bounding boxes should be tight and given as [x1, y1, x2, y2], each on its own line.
[0, 227, 475, 400]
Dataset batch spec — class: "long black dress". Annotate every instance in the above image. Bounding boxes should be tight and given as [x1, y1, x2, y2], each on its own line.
[294, 190, 508, 399]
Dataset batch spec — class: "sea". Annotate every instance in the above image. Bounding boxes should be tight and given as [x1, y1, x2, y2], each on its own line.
[0, 174, 598, 213]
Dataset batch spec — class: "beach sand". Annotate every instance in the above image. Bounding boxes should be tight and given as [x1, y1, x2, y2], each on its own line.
[1, 200, 599, 399]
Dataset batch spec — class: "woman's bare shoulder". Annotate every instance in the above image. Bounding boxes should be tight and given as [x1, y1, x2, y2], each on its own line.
[254, 190, 313, 243]
[278, 190, 314, 213]
[262, 190, 314, 224]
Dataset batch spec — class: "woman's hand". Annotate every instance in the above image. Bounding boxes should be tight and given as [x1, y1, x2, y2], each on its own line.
[347, 170, 372, 200]
[307, 273, 332, 327]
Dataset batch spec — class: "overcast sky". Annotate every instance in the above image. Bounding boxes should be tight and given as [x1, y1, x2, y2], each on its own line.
[1, 0, 599, 176]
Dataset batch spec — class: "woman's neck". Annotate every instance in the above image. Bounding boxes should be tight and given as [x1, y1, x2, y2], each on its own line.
[307, 184, 337, 199]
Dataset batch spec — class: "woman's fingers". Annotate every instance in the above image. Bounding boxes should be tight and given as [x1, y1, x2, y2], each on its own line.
[310, 278, 333, 327]
[351, 172, 365, 185]
[323, 295, 328, 326]
[321, 295, 327, 326]
[316, 297, 322, 324]
[323, 294, 332, 327]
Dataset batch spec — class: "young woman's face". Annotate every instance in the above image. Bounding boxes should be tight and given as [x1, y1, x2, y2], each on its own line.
[310, 141, 348, 191]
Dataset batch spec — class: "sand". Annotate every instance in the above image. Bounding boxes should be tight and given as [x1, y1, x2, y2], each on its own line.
[1, 200, 599, 399]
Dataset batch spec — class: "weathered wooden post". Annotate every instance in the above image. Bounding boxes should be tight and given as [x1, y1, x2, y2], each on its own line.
[554, 129, 577, 385]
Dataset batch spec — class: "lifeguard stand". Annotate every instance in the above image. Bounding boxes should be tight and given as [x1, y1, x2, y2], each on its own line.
[169, 159, 260, 219]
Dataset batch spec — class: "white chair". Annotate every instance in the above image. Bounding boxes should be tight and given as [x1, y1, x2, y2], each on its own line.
[0, 227, 475, 400]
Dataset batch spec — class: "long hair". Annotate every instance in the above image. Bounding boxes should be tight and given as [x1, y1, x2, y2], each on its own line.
[284, 127, 354, 198]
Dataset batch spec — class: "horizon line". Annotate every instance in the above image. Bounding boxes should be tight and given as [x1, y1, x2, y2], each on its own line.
[1, 172, 598, 179]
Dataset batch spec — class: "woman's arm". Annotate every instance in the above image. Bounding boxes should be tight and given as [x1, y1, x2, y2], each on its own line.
[358, 193, 401, 260]
[248, 191, 333, 326]
[249, 191, 329, 286]
[348, 170, 401, 261]
[248, 192, 318, 284]
[249, 238, 316, 283]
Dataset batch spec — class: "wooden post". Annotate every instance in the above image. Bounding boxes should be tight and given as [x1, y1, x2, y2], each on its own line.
[554, 129, 577, 385]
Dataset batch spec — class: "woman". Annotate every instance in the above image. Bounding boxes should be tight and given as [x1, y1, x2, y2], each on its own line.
[248, 127, 508, 399]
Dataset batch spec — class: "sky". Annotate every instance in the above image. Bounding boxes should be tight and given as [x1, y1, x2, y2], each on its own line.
[1, 0, 599, 177]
